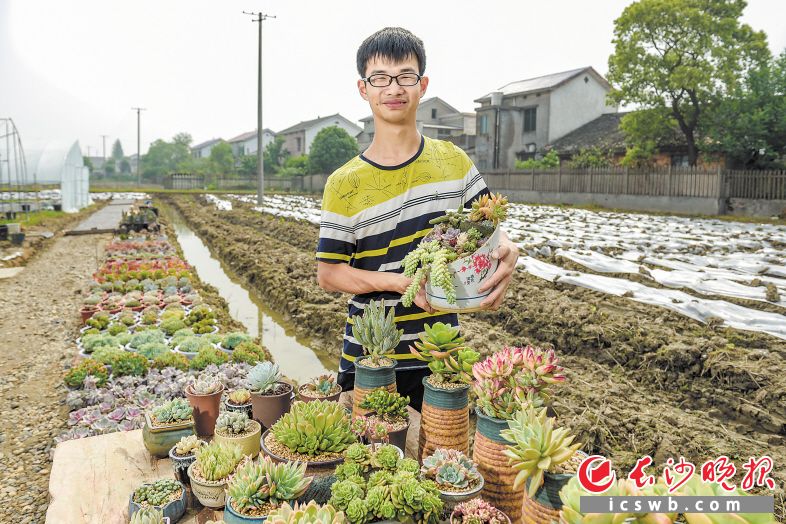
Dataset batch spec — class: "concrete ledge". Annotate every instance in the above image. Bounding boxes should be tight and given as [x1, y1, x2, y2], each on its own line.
[726, 198, 786, 218]
[500, 190, 723, 215]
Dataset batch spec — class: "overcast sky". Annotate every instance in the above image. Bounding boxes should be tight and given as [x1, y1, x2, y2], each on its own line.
[1, 0, 784, 158]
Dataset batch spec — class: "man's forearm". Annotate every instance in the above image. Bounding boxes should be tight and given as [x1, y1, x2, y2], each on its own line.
[318, 263, 406, 296]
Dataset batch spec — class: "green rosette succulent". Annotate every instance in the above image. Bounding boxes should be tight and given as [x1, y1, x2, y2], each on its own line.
[345, 499, 370, 524]
[329, 479, 365, 512]
[370, 444, 400, 471]
[267, 501, 348, 524]
[271, 400, 356, 456]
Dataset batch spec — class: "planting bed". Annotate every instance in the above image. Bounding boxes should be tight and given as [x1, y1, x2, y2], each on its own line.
[180, 193, 786, 516]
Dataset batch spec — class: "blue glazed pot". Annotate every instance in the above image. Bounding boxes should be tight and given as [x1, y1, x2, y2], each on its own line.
[128, 481, 187, 523]
[422, 377, 469, 410]
[354, 358, 396, 390]
[224, 496, 269, 523]
[142, 412, 195, 458]
[474, 407, 510, 444]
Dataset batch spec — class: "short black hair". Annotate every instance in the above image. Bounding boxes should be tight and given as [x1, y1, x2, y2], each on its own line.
[356, 27, 426, 78]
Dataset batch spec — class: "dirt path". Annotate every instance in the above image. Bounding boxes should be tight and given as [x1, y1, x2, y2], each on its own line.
[167, 194, 785, 517]
[0, 232, 110, 523]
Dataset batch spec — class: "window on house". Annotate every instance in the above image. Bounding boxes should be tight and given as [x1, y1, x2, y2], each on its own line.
[479, 114, 489, 135]
[431, 108, 437, 119]
[523, 108, 537, 133]
[296, 137, 302, 152]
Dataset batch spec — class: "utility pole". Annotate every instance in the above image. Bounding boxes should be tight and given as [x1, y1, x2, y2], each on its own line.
[100, 134, 108, 162]
[243, 11, 276, 205]
[132, 107, 146, 185]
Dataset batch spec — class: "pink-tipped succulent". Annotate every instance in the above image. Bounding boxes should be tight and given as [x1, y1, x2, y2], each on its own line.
[472, 346, 565, 420]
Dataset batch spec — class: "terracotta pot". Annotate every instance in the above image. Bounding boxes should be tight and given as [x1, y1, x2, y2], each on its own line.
[418, 377, 470, 461]
[472, 408, 524, 523]
[185, 383, 225, 436]
[187, 462, 228, 508]
[250, 382, 293, 430]
[298, 385, 342, 404]
[214, 419, 262, 458]
[80, 307, 99, 323]
[142, 413, 194, 458]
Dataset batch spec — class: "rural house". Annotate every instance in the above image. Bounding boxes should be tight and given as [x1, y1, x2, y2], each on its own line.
[227, 128, 276, 157]
[277, 114, 362, 157]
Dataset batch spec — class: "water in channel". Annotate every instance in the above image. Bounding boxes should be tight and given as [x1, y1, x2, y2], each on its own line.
[166, 208, 336, 383]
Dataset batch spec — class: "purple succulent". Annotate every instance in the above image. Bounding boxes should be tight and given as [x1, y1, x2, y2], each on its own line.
[118, 419, 140, 432]
[68, 408, 87, 426]
[80, 408, 101, 426]
[92, 416, 119, 433]
[99, 401, 114, 413]
[66, 391, 86, 410]
[125, 406, 143, 419]
[107, 407, 126, 421]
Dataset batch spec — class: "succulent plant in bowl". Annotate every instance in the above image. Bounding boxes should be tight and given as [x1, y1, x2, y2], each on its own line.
[267, 501, 348, 524]
[226, 456, 313, 520]
[187, 441, 245, 508]
[450, 498, 510, 524]
[267, 399, 356, 464]
[185, 374, 225, 437]
[214, 411, 261, 458]
[298, 374, 341, 402]
[247, 361, 292, 429]
[129, 478, 186, 523]
[422, 448, 484, 512]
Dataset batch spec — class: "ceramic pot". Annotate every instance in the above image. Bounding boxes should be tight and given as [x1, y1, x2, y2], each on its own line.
[142, 412, 194, 458]
[185, 383, 225, 436]
[214, 419, 262, 458]
[250, 382, 293, 429]
[418, 377, 469, 461]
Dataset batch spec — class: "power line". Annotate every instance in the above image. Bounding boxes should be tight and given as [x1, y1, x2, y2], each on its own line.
[243, 11, 276, 205]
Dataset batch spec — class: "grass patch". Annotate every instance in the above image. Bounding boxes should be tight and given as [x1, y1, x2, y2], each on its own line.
[0, 209, 65, 226]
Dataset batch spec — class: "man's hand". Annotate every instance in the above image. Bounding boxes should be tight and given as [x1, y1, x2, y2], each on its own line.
[396, 273, 435, 313]
[478, 237, 520, 310]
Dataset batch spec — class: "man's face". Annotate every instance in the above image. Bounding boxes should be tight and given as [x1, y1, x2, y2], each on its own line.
[358, 54, 429, 125]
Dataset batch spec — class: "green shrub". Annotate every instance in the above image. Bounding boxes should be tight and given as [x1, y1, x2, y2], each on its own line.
[82, 333, 119, 354]
[111, 352, 149, 377]
[176, 336, 213, 354]
[107, 322, 128, 336]
[91, 346, 125, 365]
[232, 342, 268, 365]
[129, 329, 166, 350]
[190, 346, 229, 370]
[160, 317, 186, 336]
[137, 342, 170, 360]
[64, 359, 108, 388]
[222, 332, 252, 350]
[151, 352, 190, 371]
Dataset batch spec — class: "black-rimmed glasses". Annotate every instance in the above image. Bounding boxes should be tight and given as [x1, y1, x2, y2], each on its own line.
[363, 72, 421, 87]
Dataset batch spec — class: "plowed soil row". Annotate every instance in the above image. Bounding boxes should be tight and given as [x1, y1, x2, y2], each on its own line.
[166, 195, 785, 516]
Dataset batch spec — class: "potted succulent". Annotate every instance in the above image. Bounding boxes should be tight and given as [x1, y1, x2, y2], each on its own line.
[168, 435, 206, 485]
[224, 456, 313, 523]
[173, 335, 213, 360]
[263, 399, 356, 474]
[450, 498, 511, 524]
[329, 443, 443, 524]
[409, 322, 479, 460]
[471, 346, 565, 524]
[187, 441, 244, 508]
[220, 332, 253, 353]
[402, 193, 509, 312]
[298, 374, 341, 403]
[213, 411, 262, 458]
[559, 476, 677, 524]
[225, 388, 253, 417]
[184, 374, 225, 436]
[266, 501, 348, 523]
[421, 449, 484, 513]
[350, 300, 403, 418]
[86, 311, 112, 331]
[80, 295, 102, 322]
[247, 361, 292, 429]
[129, 507, 169, 524]
[128, 478, 186, 523]
[143, 398, 195, 458]
[357, 389, 410, 451]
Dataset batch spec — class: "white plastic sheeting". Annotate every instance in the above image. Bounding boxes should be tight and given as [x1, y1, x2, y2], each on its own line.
[519, 256, 786, 340]
[204, 194, 232, 211]
[25, 140, 90, 212]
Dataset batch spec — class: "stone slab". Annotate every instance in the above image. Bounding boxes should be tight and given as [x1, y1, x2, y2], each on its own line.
[66, 201, 135, 236]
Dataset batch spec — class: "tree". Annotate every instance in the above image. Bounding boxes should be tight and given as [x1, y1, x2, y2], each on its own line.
[515, 150, 560, 169]
[566, 147, 614, 168]
[111, 139, 124, 161]
[238, 155, 258, 178]
[104, 158, 116, 176]
[209, 141, 235, 176]
[141, 133, 193, 181]
[704, 49, 786, 167]
[83, 156, 94, 173]
[308, 126, 359, 174]
[607, 0, 770, 165]
[120, 158, 131, 174]
[279, 155, 309, 176]
[263, 136, 289, 175]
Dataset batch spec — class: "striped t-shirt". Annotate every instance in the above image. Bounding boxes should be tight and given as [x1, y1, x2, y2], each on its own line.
[316, 135, 490, 373]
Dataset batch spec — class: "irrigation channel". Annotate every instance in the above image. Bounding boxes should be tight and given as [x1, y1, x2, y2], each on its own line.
[164, 206, 336, 383]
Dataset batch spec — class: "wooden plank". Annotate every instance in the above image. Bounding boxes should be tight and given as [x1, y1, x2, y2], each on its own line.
[48, 401, 422, 524]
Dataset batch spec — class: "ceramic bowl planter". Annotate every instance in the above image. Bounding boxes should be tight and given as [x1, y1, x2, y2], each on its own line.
[250, 382, 293, 429]
[184, 383, 225, 436]
[418, 377, 470, 461]
[472, 408, 525, 524]
[425, 226, 500, 313]
[223, 496, 270, 524]
[142, 412, 194, 458]
[297, 384, 342, 404]
[352, 358, 397, 418]
[128, 480, 186, 523]
[187, 462, 229, 509]
[439, 476, 485, 515]
[260, 428, 344, 478]
[214, 419, 262, 458]
[168, 442, 205, 486]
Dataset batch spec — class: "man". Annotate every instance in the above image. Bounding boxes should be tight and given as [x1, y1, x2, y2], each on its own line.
[316, 27, 518, 410]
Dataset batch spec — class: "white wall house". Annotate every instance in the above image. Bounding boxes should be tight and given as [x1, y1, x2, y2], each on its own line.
[227, 129, 276, 157]
[277, 114, 362, 156]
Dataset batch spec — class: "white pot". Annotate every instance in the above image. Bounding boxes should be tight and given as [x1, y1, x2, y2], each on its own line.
[425, 226, 501, 312]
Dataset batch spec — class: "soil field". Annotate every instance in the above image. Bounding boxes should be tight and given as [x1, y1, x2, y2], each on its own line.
[166, 194, 785, 517]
